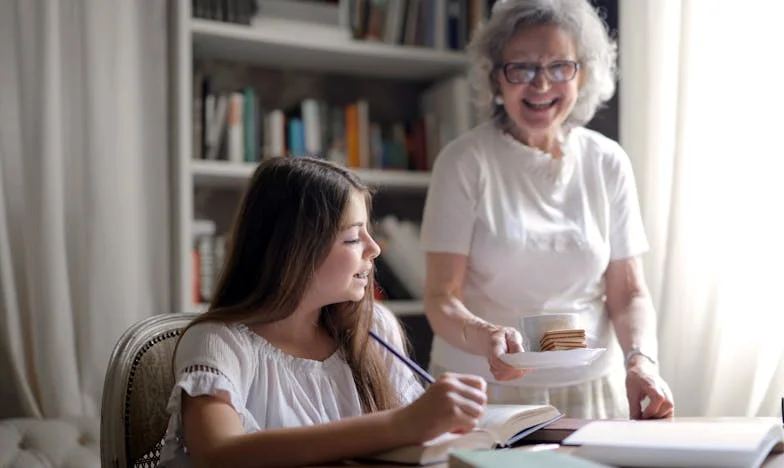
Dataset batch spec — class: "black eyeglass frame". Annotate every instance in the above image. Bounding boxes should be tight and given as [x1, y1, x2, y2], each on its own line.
[495, 60, 581, 84]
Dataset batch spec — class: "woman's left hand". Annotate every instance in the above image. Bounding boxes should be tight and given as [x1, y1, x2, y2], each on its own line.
[487, 326, 533, 381]
[625, 359, 674, 419]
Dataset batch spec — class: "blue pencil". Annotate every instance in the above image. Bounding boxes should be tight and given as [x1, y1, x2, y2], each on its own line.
[369, 330, 436, 385]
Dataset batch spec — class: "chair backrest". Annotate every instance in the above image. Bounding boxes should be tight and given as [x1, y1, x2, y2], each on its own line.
[100, 313, 198, 468]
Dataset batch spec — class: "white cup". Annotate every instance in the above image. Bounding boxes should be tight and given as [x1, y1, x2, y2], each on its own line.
[519, 313, 579, 352]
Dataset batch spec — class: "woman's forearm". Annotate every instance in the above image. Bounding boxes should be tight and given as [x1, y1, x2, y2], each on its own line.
[608, 294, 659, 363]
[200, 410, 414, 468]
[424, 252, 497, 357]
[605, 257, 660, 368]
[424, 293, 496, 357]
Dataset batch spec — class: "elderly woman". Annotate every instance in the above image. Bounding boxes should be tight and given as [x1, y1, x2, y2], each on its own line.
[420, 0, 674, 419]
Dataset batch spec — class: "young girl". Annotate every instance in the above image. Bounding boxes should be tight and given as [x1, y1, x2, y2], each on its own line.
[159, 157, 488, 467]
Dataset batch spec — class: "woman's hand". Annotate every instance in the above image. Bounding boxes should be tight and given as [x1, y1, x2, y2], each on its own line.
[393, 373, 487, 443]
[487, 326, 533, 381]
[625, 358, 674, 419]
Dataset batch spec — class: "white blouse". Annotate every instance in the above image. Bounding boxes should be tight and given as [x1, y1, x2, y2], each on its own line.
[421, 122, 650, 387]
[159, 304, 424, 467]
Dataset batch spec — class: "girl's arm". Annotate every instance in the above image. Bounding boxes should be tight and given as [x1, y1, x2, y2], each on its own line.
[182, 373, 487, 468]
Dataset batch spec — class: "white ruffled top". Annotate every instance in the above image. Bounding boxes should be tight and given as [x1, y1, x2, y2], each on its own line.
[158, 304, 424, 467]
[498, 129, 576, 188]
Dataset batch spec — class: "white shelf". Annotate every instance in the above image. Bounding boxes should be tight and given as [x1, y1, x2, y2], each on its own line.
[190, 18, 469, 80]
[191, 159, 430, 190]
[187, 300, 423, 316]
[382, 300, 424, 316]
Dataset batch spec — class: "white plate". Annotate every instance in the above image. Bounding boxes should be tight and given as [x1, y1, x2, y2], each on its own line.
[499, 348, 607, 369]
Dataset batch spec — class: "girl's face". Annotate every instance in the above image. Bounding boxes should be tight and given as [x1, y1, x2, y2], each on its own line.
[497, 24, 581, 144]
[310, 190, 381, 305]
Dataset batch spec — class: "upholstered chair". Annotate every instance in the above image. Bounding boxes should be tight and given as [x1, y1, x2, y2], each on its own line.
[100, 313, 198, 467]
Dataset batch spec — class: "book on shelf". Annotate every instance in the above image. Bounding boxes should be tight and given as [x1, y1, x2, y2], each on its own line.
[375, 215, 425, 298]
[192, 73, 470, 172]
[194, 0, 493, 52]
[348, 0, 491, 50]
[192, 219, 226, 305]
[364, 404, 562, 465]
[193, 0, 258, 25]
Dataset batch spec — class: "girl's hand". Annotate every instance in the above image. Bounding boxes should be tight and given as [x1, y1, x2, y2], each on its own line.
[487, 326, 533, 381]
[394, 373, 488, 443]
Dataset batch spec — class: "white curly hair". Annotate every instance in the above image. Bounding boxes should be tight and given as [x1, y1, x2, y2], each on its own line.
[469, 0, 618, 131]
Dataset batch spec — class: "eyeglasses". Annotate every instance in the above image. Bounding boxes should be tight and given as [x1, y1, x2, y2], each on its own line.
[496, 60, 580, 84]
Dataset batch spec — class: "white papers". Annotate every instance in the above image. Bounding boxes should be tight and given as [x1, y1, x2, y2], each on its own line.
[498, 348, 606, 370]
[563, 419, 783, 468]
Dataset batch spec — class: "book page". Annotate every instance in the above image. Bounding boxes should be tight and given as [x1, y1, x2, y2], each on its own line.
[479, 404, 560, 443]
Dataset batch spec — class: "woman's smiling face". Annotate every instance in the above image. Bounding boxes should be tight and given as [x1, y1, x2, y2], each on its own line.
[497, 24, 581, 145]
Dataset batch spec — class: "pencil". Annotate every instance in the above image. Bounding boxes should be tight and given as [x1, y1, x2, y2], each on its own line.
[369, 330, 436, 384]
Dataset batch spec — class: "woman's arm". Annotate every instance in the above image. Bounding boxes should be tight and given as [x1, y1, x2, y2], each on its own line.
[424, 252, 494, 356]
[182, 373, 487, 468]
[424, 252, 527, 380]
[605, 256, 674, 419]
[604, 256, 658, 363]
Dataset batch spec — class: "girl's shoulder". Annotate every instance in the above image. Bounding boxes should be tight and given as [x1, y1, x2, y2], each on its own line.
[176, 320, 257, 364]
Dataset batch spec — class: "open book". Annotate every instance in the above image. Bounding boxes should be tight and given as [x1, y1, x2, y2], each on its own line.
[365, 404, 562, 465]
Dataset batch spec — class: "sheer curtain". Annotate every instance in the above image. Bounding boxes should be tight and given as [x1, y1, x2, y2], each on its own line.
[0, 0, 169, 418]
[619, 0, 784, 417]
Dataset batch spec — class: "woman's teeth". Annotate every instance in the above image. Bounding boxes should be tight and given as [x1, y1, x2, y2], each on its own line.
[523, 98, 557, 109]
[354, 271, 369, 279]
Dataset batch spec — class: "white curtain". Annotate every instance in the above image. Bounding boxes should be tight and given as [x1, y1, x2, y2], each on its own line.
[0, 0, 170, 418]
[619, 0, 784, 417]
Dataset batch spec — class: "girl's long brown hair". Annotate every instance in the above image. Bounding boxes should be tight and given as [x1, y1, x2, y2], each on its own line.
[177, 157, 400, 412]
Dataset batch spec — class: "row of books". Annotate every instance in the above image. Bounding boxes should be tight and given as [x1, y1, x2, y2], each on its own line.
[349, 0, 495, 51]
[192, 219, 225, 304]
[191, 215, 425, 304]
[192, 0, 258, 25]
[193, 0, 497, 53]
[192, 73, 474, 170]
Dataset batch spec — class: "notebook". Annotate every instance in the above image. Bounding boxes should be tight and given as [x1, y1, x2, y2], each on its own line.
[449, 448, 611, 468]
[364, 404, 562, 465]
[562, 418, 783, 468]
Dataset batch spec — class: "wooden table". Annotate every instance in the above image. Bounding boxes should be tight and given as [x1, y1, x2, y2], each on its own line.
[319, 446, 784, 467]
[319, 417, 784, 467]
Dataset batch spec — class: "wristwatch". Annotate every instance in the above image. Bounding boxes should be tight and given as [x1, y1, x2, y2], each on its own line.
[625, 348, 657, 366]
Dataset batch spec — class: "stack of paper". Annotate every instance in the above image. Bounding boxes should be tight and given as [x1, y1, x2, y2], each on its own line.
[562, 419, 783, 468]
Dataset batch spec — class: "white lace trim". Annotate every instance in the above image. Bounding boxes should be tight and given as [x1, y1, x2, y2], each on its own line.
[232, 323, 346, 373]
[497, 127, 576, 187]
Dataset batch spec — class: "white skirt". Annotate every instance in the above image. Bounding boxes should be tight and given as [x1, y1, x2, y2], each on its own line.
[429, 363, 629, 419]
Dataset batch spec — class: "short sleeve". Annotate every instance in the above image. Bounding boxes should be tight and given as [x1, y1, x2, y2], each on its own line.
[606, 144, 650, 260]
[420, 137, 482, 255]
[160, 322, 259, 465]
[372, 303, 425, 405]
[167, 322, 259, 430]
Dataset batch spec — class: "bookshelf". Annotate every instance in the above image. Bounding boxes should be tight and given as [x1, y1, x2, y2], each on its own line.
[171, 0, 479, 328]
[191, 17, 470, 79]
[191, 159, 431, 189]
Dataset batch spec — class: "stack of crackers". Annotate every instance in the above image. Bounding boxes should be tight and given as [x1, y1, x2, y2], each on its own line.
[539, 329, 587, 351]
